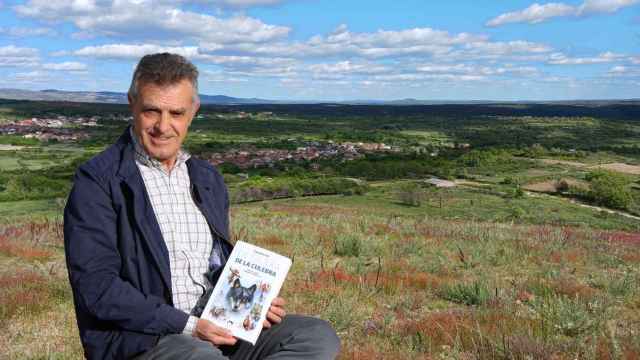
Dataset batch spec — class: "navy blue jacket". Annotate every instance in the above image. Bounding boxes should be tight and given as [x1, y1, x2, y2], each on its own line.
[64, 128, 233, 359]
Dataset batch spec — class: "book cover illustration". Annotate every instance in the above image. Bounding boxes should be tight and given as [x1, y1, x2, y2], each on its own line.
[201, 241, 292, 345]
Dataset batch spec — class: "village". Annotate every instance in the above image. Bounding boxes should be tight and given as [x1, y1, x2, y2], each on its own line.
[0, 115, 105, 142]
[207, 140, 395, 170]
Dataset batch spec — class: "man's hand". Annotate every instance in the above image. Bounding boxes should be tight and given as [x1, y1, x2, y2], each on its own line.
[193, 318, 237, 346]
[263, 297, 286, 329]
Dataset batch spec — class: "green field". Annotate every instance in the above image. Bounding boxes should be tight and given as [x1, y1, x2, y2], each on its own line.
[1, 100, 639, 358]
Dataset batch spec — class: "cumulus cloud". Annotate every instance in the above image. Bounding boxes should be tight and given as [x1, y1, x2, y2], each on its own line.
[73, 44, 200, 59]
[42, 61, 88, 71]
[201, 0, 289, 7]
[0, 26, 56, 37]
[606, 64, 640, 77]
[14, 0, 290, 43]
[487, 0, 639, 26]
[547, 51, 625, 64]
[207, 24, 546, 60]
[0, 45, 40, 67]
[577, 0, 639, 15]
[487, 3, 575, 26]
[308, 61, 390, 75]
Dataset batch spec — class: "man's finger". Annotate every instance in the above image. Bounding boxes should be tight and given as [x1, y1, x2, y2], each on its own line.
[269, 305, 286, 318]
[267, 311, 282, 324]
[211, 335, 237, 346]
[271, 297, 286, 307]
[262, 320, 272, 328]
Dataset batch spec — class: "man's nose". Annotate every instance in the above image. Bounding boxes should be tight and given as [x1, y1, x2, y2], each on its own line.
[155, 111, 172, 133]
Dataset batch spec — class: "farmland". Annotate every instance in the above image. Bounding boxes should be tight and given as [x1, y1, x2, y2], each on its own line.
[0, 99, 639, 359]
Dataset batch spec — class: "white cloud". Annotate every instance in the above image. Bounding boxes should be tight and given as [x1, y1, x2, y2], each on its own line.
[577, 0, 639, 15]
[204, 0, 288, 7]
[73, 44, 200, 59]
[208, 24, 551, 61]
[547, 51, 625, 64]
[609, 65, 628, 73]
[487, 0, 639, 26]
[606, 64, 640, 76]
[14, 0, 290, 44]
[487, 3, 575, 26]
[416, 63, 540, 77]
[201, 70, 249, 83]
[0, 45, 40, 67]
[0, 26, 56, 37]
[308, 61, 390, 75]
[11, 70, 51, 82]
[42, 61, 88, 71]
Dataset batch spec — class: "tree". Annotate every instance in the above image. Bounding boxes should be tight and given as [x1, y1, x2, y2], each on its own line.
[586, 170, 633, 210]
[396, 182, 425, 207]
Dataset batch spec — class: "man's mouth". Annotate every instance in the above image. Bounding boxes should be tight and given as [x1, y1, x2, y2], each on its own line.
[149, 134, 174, 144]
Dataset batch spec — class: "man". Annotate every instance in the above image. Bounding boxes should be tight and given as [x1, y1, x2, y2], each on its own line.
[64, 53, 340, 360]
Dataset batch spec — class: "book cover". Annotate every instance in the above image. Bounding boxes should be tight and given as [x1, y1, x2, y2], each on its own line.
[201, 241, 292, 345]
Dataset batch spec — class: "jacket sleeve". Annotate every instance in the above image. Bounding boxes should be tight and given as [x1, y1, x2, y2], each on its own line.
[64, 166, 188, 335]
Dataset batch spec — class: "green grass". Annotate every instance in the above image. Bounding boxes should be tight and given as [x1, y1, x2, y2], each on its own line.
[282, 183, 640, 231]
[0, 198, 63, 221]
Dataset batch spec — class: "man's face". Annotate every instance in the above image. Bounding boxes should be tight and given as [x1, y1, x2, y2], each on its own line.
[129, 79, 199, 169]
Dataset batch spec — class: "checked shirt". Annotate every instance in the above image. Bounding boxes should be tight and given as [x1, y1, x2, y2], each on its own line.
[131, 128, 222, 335]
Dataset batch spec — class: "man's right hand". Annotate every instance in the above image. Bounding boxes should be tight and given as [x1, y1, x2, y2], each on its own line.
[193, 318, 237, 346]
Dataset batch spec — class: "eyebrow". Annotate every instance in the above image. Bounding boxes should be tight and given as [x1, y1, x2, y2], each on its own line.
[140, 104, 187, 113]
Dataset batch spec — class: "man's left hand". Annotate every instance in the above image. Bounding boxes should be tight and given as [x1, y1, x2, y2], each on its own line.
[263, 297, 286, 328]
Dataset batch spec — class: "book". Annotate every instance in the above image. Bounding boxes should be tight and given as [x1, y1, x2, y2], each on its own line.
[200, 241, 292, 345]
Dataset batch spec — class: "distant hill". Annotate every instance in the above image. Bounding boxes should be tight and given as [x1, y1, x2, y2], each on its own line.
[0, 89, 273, 105]
[0, 88, 638, 106]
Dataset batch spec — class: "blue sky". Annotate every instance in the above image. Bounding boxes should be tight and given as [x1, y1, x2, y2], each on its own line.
[0, 0, 639, 101]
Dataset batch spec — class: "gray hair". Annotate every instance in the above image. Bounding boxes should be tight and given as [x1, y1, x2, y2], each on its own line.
[128, 53, 199, 103]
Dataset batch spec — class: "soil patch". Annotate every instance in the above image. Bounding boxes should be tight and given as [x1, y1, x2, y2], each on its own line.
[589, 163, 640, 175]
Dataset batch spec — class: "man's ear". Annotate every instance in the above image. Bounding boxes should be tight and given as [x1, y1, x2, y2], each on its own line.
[193, 98, 201, 116]
[128, 93, 135, 111]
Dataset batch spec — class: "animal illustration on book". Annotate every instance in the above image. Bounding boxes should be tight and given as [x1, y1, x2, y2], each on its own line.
[227, 278, 257, 312]
[208, 268, 272, 334]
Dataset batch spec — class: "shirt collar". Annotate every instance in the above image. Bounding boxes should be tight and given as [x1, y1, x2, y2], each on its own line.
[129, 126, 191, 171]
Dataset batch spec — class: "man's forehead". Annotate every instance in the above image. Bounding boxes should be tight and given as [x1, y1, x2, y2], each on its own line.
[137, 80, 195, 107]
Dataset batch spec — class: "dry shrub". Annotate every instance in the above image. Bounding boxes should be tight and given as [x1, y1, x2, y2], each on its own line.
[505, 335, 557, 360]
[255, 234, 285, 247]
[340, 345, 419, 360]
[0, 271, 49, 320]
[0, 238, 54, 260]
[595, 337, 615, 360]
[369, 223, 398, 237]
[396, 310, 473, 347]
[620, 251, 640, 263]
[549, 249, 584, 264]
[0, 271, 46, 288]
[603, 231, 640, 247]
[269, 204, 348, 217]
[551, 278, 598, 300]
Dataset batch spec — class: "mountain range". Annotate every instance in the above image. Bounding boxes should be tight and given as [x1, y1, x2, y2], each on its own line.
[0, 88, 638, 106]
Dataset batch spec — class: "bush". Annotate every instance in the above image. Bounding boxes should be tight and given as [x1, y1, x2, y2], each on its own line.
[396, 182, 425, 207]
[586, 170, 633, 210]
[230, 177, 369, 203]
[334, 234, 362, 257]
[555, 179, 570, 192]
[439, 280, 491, 306]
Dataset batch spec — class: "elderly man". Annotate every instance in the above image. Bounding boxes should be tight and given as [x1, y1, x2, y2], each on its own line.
[64, 53, 340, 360]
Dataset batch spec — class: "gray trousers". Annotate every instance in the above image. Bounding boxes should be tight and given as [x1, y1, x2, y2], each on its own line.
[134, 315, 340, 360]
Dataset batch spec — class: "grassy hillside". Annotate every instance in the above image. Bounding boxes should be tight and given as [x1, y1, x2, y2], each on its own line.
[1, 201, 639, 359]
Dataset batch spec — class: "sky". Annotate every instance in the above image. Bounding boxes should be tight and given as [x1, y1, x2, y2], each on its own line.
[0, 0, 639, 101]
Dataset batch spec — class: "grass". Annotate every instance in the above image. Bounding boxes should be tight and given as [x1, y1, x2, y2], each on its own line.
[1, 195, 640, 359]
